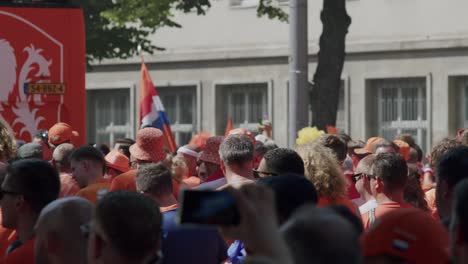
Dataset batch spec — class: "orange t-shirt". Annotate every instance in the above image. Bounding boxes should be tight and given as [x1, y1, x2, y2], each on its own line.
[76, 178, 111, 204]
[59, 172, 80, 198]
[3, 236, 35, 264]
[425, 188, 439, 220]
[318, 196, 360, 217]
[362, 201, 413, 229]
[109, 169, 137, 192]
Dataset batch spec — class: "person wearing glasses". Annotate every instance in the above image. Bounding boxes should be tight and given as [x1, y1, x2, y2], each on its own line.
[352, 154, 378, 214]
[254, 148, 304, 179]
[34, 197, 94, 264]
[361, 153, 413, 229]
[1, 159, 60, 264]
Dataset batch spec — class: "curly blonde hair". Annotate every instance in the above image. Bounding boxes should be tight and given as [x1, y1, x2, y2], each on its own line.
[296, 142, 347, 199]
[0, 121, 15, 162]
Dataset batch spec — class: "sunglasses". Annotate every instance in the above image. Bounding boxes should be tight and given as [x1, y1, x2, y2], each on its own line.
[252, 169, 278, 178]
[352, 173, 377, 183]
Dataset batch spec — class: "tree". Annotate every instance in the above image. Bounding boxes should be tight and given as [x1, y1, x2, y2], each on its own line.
[311, 0, 351, 131]
[71, 0, 287, 66]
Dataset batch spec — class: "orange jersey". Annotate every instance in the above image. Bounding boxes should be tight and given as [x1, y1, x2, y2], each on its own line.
[76, 178, 111, 204]
[3, 236, 35, 264]
[109, 169, 137, 192]
[59, 173, 80, 198]
[362, 202, 413, 229]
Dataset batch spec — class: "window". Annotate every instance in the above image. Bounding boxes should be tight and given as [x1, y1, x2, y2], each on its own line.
[216, 83, 268, 134]
[456, 77, 468, 128]
[158, 86, 197, 146]
[375, 78, 428, 151]
[87, 89, 133, 146]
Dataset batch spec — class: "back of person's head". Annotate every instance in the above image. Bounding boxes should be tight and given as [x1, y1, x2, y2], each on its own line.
[257, 174, 317, 224]
[404, 164, 429, 212]
[452, 178, 468, 247]
[52, 143, 75, 171]
[460, 129, 468, 146]
[5, 159, 60, 215]
[437, 145, 468, 189]
[430, 138, 461, 168]
[70, 146, 106, 173]
[436, 145, 468, 219]
[316, 134, 347, 163]
[262, 148, 304, 175]
[92, 191, 161, 263]
[371, 153, 408, 192]
[296, 142, 346, 199]
[281, 206, 362, 264]
[394, 133, 416, 148]
[136, 162, 173, 197]
[219, 134, 254, 166]
[35, 197, 94, 264]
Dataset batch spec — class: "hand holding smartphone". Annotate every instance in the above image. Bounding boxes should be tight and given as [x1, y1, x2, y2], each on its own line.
[178, 189, 241, 226]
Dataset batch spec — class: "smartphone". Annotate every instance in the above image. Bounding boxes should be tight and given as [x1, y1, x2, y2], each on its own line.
[178, 190, 241, 226]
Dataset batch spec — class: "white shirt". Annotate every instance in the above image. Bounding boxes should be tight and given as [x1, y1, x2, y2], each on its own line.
[359, 199, 378, 215]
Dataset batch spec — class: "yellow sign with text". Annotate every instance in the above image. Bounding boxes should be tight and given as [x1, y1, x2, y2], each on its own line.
[25, 83, 66, 95]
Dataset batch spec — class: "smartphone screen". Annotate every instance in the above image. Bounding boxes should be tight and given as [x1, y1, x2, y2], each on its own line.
[178, 190, 241, 226]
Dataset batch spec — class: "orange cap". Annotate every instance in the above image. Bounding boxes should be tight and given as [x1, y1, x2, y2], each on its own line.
[393, 140, 410, 161]
[48, 122, 73, 146]
[105, 150, 130, 173]
[228, 128, 256, 146]
[362, 208, 450, 264]
[354, 137, 385, 155]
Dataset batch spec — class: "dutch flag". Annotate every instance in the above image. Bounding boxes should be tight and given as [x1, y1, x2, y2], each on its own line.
[139, 60, 177, 153]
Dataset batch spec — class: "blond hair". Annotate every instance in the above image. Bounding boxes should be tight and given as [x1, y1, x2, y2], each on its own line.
[296, 142, 347, 199]
[0, 121, 15, 162]
[171, 155, 188, 182]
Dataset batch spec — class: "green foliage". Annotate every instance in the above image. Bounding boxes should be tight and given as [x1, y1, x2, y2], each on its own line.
[71, 0, 287, 66]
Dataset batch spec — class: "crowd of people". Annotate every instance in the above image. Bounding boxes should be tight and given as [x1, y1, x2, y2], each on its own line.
[0, 120, 467, 264]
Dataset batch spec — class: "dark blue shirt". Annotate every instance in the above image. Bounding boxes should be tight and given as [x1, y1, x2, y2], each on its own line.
[162, 209, 228, 264]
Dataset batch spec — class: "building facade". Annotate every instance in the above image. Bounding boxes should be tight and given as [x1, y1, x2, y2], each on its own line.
[86, 0, 468, 152]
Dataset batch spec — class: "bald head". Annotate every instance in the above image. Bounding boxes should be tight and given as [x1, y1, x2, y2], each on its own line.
[281, 206, 362, 264]
[35, 197, 94, 264]
[52, 143, 75, 172]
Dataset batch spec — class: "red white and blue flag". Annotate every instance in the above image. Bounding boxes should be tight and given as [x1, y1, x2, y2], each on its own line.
[139, 60, 177, 153]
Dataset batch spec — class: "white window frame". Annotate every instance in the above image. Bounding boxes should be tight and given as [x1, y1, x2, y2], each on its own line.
[86, 83, 136, 146]
[227, 85, 267, 131]
[377, 78, 428, 148]
[230, 0, 288, 8]
[215, 80, 273, 134]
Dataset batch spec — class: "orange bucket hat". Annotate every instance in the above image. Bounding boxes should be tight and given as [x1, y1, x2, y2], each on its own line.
[105, 150, 130, 173]
[199, 136, 224, 165]
[129, 128, 167, 163]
